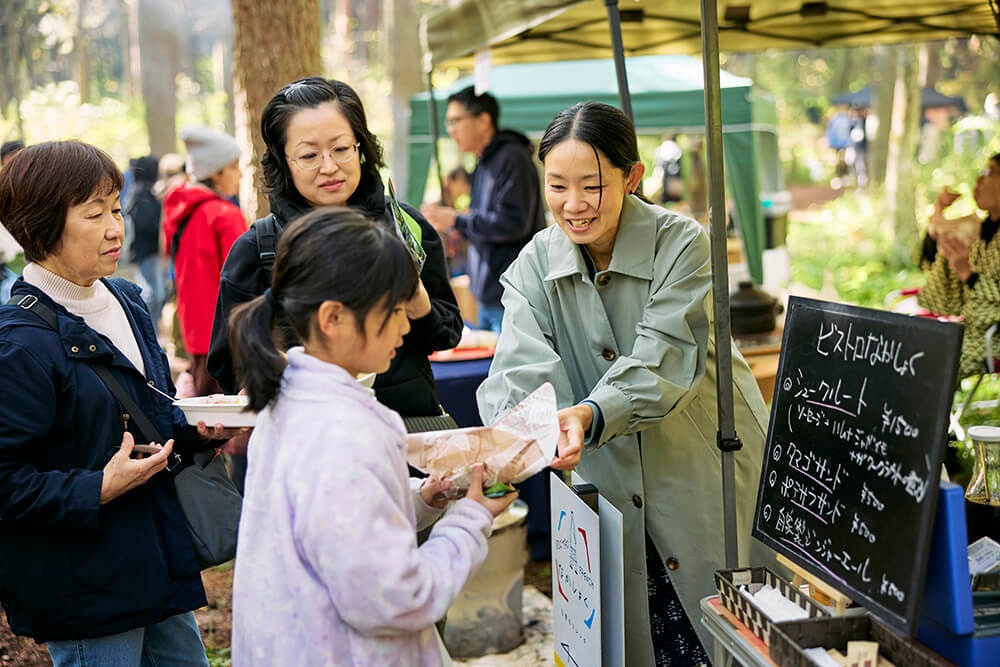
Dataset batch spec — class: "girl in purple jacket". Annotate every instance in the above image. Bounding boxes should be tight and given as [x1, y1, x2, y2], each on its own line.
[228, 207, 516, 666]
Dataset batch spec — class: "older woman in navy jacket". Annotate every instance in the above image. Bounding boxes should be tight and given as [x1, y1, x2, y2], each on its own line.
[0, 142, 229, 666]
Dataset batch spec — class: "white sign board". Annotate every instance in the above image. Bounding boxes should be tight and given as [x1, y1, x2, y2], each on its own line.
[598, 494, 624, 667]
[552, 472, 601, 667]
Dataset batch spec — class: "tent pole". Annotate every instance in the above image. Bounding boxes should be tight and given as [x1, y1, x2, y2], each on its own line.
[604, 0, 634, 121]
[700, 0, 740, 569]
[425, 68, 446, 203]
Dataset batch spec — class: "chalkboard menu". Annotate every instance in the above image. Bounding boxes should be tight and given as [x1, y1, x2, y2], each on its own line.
[753, 297, 963, 634]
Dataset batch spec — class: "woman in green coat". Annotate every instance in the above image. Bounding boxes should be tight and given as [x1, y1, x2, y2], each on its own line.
[477, 102, 774, 665]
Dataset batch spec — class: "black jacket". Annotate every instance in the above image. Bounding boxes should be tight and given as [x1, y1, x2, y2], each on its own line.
[455, 130, 545, 308]
[0, 279, 206, 641]
[207, 172, 463, 416]
[124, 185, 161, 263]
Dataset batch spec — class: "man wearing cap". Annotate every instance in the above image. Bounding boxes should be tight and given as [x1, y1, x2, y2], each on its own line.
[163, 126, 246, 396]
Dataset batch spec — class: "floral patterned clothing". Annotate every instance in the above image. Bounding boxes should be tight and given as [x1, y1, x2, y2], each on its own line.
[918, 218, 1000, 380]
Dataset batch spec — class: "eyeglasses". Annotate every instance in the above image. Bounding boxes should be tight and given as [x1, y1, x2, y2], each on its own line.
[287, 143, 360, 170]
[444, 114, 475, 129]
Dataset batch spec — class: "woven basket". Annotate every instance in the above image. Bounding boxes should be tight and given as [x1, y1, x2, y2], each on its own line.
[714, 567, 829, 646]
[769, 614, 951, 667]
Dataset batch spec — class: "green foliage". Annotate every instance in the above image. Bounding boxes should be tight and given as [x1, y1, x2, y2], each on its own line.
[914, 119, 1000, 223]
[19, 81, 149, 166]
[788, 189, 926, 308]
[205, 646, 231, 667]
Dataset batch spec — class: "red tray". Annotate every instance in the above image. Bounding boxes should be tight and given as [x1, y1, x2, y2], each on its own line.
[429, 346, 495, 362]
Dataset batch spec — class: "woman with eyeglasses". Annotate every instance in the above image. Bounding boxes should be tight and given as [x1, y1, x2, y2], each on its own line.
[208, 78, 463, 487]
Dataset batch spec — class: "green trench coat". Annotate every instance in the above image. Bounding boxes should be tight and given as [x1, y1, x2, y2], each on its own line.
[477, 196, 776, 665]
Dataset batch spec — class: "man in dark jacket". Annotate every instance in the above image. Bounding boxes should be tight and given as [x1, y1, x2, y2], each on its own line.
[422, 86, 544, 334]
[124, 155, 165, 330]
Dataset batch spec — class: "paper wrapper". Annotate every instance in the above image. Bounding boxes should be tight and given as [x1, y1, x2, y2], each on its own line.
[406, 383, 559, 497]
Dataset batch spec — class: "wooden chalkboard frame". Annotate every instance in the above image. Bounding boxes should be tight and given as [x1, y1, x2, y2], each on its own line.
[752, 296, 964, 634]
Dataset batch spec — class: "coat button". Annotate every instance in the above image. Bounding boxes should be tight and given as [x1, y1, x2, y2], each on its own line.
[88, 344, 97, 352]
[665, 558, 680, 571]
[597, 273, 611, 286]
[70, 346, 79, 353]
[602, 348, 617, 361]
[632, 494, 642, 508]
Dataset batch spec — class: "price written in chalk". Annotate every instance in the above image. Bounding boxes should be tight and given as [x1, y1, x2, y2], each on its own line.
[753, 297, 962, 634]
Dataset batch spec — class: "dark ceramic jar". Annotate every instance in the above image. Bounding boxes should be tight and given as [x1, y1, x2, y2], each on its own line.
[729, 281, 780, 335]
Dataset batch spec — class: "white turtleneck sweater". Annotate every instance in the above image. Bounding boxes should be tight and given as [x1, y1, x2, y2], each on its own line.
[22, 263, 147, 376]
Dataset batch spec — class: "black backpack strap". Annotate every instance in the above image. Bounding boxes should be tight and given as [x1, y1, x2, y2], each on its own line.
[254, 215, 282, 281]
[170, 199, 210, 263]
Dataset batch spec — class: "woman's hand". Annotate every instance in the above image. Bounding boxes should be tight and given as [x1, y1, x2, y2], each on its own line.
[197, 420, 251, 441]
[101, 432, 174, 504]
[551, 405, 589, 471]
[419, 477, 452, 510]
[464, 463, 518, 518]
[405, 280, 432, 320]
[938, 236, 973, 281]
[935, 187, 961, 214]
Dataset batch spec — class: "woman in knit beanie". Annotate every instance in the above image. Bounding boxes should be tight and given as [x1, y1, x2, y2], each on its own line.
[162, 126, 247, 396]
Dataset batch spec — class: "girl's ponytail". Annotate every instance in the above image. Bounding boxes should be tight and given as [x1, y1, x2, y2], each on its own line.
[229, 290, 287, 412]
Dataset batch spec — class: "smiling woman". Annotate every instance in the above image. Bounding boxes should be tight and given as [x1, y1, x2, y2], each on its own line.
[0, 141, 222, 666]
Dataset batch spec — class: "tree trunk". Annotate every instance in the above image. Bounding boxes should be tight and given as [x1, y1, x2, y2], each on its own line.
[138, 0, 181, 157]
[868, 45, 897, 187]
[232, 0, 321, 220]
[213, 35, 235, 135]
[75, 0, 90, 104]
[125, 0, 142, 101]
[886, 44, 921, 266]
[385, 0, 422, 199]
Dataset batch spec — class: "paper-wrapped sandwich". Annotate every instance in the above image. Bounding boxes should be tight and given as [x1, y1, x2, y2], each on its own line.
[405, 382, 559, 497]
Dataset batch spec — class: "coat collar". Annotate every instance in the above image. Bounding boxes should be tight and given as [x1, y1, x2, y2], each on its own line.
[544, 195, 657, 282]
[6, 277, 155, 374]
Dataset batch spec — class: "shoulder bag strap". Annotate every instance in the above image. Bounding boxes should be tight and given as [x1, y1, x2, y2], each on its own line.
[7, 293, 169, 448]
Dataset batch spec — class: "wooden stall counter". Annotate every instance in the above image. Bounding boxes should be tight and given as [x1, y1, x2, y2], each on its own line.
[735, 325, 783, 404]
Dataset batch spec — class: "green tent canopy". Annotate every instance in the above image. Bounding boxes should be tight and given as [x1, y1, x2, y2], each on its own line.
[408, 55, 783, 283]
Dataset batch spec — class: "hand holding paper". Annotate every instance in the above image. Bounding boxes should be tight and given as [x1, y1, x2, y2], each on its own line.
[405, 383, 559, 497]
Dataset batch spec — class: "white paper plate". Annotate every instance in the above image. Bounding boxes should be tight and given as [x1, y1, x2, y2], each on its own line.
[174, 395, 257, 428]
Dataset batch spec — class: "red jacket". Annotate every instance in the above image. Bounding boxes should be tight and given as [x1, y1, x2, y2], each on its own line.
[163, 183, 246, 355]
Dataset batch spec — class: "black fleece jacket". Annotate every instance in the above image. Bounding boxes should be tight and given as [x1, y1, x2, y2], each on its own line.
[206, 172, 463, 416]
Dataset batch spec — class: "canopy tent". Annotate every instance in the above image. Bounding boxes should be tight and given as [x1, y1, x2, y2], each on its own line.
[416, 0, 999, 568]
[832, 85, 969, 113]
[419, 0, 999, 70]
[408, 55, 783, 285]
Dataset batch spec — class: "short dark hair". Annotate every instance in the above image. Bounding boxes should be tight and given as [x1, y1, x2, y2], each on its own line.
[260, 77, 385, 209]
[0, 140, 24, 164]
[132, 155, 159, 186]
[447, 86, 499, 131]
[229, 207, 418, 411]
[0, 141, 123, 262]
[446, 166, 470, 183]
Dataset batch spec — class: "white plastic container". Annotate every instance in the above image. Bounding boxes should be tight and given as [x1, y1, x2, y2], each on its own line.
[173, 395, 257, 428]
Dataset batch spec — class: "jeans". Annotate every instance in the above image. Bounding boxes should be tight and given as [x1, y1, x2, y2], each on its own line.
[47, 611, 208, 667]
[478, 303, 504, 335]
[134, 255, 165, 331]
